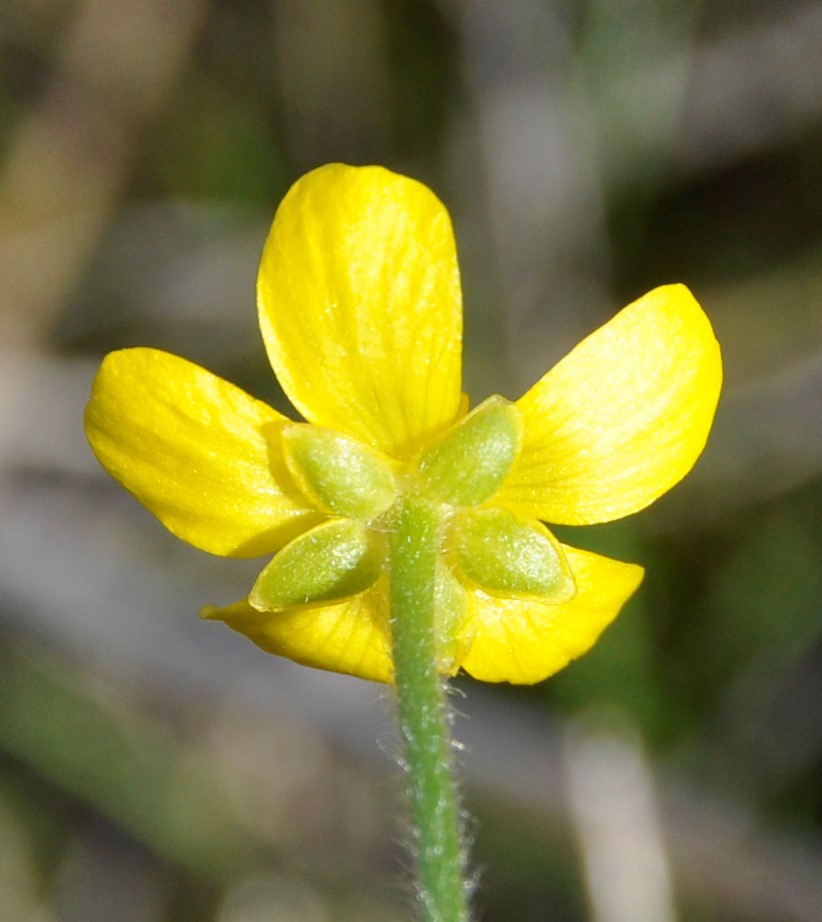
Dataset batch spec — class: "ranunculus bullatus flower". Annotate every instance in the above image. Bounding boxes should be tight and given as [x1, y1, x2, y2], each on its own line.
[85, 164, 722, 684]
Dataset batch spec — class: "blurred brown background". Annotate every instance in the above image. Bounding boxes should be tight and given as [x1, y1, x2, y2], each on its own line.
[1, 1, 822, 919]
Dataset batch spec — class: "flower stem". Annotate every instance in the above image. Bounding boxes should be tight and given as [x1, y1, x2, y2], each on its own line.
[389, 495, 469, 922]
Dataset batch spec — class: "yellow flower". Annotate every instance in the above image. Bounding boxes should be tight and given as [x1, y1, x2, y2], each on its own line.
[84, 164, 722, 685]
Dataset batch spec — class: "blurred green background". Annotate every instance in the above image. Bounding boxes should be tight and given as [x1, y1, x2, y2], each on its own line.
[2, 0, 822, 919]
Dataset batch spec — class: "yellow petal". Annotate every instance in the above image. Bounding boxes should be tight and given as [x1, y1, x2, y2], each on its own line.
[84, 348, 321, 557]
[497, 285, 722, 524]
[459, 545, 643, 684]
[202, 583, 393, 683]
[257, 163, 463, 459]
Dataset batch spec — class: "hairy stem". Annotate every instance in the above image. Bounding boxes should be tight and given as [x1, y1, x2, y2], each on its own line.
[389, 495, 469, 922]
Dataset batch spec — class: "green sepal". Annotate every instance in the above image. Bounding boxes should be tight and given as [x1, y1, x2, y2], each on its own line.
[249, 519, 383, 611]
[434, 562, 471, 673]
[450, 506, 575, 603]
[282, 424, 397, 519]
[417, 395, 521, 506]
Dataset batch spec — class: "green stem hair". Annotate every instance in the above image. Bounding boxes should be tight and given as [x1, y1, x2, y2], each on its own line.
[389, 495, 469, 922]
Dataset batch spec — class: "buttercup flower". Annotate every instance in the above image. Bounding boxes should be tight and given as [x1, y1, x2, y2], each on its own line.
[85, 163, 722, 685]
